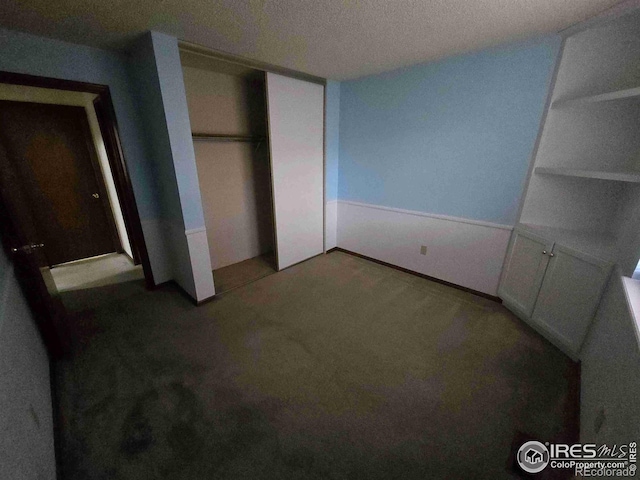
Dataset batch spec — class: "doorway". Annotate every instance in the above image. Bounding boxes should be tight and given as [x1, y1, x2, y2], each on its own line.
[0, 100, 122, 265]
[0, 71, 152, 355]
[180, 50, 278, 294]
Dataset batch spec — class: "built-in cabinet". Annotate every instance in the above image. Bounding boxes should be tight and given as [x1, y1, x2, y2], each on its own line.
[499, 9, 640, 359]
[499, 227, 611, 359]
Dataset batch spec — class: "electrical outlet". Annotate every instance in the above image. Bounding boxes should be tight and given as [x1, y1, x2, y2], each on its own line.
[420, 245, 427, 255]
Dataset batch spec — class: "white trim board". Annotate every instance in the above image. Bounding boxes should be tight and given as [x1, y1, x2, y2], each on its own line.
[336, 200, 512, 296]
[325, 200, 338, 250]
[338, 200, 513, 231]
[140, 218, 215, 300]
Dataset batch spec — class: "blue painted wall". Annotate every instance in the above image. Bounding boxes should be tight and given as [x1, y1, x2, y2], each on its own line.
[149, 32, 206, 231]
[325, 80, 340, 202]
[338, 36, 561, 225]
[0, 27, 160, 221]
[128, 32, 185, 228]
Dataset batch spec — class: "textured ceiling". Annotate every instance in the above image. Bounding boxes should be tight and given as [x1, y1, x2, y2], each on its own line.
[0, 0, 628, 80]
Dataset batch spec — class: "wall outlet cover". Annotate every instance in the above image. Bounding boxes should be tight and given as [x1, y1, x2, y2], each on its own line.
[420, 245, 427, 255]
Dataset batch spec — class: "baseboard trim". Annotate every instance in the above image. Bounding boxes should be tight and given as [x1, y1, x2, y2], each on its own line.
[155, 280, 216, 307]
[337, 200, 514, 231]
[329, 247, 502, 303]
[196, 294, 216, 306]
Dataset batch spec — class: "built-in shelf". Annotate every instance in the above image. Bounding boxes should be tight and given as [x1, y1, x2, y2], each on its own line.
[192, 133, 266, 142]
[551, 86, 640, 109]
[517, 223, 618, 262]
[535, 167, 640, 183]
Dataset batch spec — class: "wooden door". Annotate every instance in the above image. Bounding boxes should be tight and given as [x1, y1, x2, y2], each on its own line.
[0, 101, 119, 266]
[498, 229, 553, 317]
[266, 73, 324, 270]
[532, 244, 611, 356]
[0, 139, 69, 358]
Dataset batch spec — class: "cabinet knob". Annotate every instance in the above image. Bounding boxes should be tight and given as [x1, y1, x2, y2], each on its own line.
[549, 253, 555, 257]
[542, 250, 547, 255]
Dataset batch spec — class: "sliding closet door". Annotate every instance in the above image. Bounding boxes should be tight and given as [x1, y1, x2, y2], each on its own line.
[266, 72, 324, 270]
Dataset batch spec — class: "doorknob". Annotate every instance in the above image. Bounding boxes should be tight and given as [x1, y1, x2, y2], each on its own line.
[92, 193, 100, 199]
[11, 243, 44, 254]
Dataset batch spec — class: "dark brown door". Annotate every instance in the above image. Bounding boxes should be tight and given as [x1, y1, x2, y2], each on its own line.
[0, 139, 69, 357]
[0, 101, 119, 266]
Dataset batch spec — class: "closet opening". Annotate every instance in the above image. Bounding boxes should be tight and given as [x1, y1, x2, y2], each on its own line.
[180, 51, 277, 294]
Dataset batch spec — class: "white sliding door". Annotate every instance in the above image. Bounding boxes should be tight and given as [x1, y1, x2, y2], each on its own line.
[266, 72, 324, 270]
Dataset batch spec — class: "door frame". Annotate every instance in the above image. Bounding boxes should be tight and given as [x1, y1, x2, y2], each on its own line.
[0, 70, 155, 288]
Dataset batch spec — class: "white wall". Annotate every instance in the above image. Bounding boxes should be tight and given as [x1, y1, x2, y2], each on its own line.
[0, 248, 56, 479]
[0, 83, 134, 260]
[580, 273, 640, 445]
[326, 200, 337, 250]
[337, 200, 512, 296]
[182, 66, 274, 270]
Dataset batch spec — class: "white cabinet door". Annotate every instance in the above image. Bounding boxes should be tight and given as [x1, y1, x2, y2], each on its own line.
[531, 244, 611, 356]
[498, 229, 553, 317]
[266, 72, 324, 270]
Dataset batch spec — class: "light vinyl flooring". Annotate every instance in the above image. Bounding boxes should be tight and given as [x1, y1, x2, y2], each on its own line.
[55, 251, 577, 479]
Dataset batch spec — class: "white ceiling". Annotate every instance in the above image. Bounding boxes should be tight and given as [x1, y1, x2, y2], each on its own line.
[0, 0, 630, 80]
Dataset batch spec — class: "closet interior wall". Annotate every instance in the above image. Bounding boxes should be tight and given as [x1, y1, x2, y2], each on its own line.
[180, 52, 274, 273]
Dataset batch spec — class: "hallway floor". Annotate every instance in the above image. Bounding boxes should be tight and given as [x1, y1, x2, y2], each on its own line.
[54, 251, 578, 479]
[51, 253, 143, 292]
[51, 253, 144, 313]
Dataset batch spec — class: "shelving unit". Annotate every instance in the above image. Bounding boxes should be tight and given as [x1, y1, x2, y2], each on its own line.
[551, 86, 640, 109]
[535, 167, 640, 184]
[499, 7, 640, 360]
[518, 7, 640, 275]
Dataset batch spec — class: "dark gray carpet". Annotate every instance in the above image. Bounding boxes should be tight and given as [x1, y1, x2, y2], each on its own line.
[55, 251, 578, 479]
[213, 253, 276, 294]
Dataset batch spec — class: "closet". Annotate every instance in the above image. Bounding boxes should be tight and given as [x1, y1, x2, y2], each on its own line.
[498, 9, 640, 359]
[180, 49, 325, 293]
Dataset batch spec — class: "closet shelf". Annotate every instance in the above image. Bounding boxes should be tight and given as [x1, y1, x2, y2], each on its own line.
[551, 86, 640, 109]
[192, 133, 266, 142]
[535, 167, 640, 183]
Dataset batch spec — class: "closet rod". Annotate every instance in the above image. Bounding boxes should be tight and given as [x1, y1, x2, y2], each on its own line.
[192, 133, 266, 142]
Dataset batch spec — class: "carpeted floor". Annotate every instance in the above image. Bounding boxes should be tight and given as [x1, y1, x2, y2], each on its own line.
[213, 253, 276, 294]
[55, 251, 578, 479]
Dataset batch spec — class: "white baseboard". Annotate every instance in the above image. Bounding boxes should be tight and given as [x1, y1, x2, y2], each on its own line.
[141, 219, 215, 301]
[325, 200, 337, 250]
[336, 200, 512, 296]
[185, 227, 215, 300]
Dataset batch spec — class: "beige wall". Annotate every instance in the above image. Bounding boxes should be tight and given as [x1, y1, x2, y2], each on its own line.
[183, 66, 273, 269]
